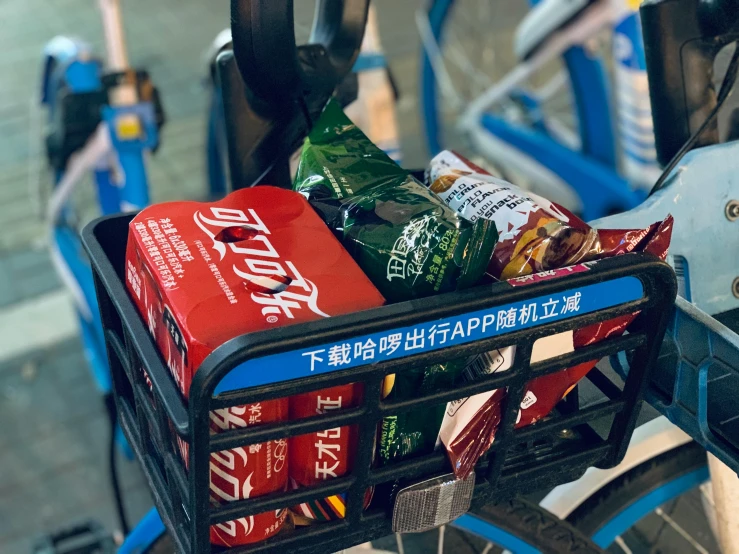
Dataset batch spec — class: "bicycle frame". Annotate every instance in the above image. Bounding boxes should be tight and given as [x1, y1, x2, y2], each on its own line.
[421, 0, 660, 221]
[43, 0, 159, 392]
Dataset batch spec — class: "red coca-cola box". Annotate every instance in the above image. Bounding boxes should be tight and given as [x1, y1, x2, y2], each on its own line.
[125, 186, 385, 547]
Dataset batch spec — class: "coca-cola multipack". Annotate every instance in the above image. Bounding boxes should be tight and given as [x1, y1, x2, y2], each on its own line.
[125, 186, 385, 547]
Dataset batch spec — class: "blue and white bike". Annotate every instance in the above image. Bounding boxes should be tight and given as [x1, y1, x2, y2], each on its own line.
[51, 0, 739, 552]
[420, 0, 661, 221]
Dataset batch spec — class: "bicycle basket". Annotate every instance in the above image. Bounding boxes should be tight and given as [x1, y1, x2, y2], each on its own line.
[82, 213, 675, 554]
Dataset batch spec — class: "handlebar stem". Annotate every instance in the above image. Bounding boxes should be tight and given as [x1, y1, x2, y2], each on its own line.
[98, 0, 137, 106]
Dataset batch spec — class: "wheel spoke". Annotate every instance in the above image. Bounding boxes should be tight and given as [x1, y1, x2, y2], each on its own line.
[654, 507, 710, 554]
[614, 536, 634, 554]
[395, 533, 405, 554]
[445, 28, 494, 92]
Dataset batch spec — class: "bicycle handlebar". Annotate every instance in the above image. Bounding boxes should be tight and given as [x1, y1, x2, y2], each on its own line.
[230, 0, 369, 106]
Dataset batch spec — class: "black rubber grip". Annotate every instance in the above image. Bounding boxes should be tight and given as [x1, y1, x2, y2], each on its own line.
[230, 0, 369, 105]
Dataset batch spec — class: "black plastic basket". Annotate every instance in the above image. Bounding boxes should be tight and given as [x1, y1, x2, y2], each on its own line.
[83, 213, 676, 554]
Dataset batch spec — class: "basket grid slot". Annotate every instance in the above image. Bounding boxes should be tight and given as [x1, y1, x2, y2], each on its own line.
[83, 213, 676, 554]
[130, 319, 646, 536]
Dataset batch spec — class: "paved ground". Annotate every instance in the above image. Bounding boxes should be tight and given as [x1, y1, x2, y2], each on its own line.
[0, 339, 153, 554]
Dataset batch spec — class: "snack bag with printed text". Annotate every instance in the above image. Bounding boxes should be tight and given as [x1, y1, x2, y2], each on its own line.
[428, 150, 674, 478]
[294, 99, 498, 302]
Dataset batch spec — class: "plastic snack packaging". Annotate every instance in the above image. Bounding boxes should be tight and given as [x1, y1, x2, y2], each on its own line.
[294, 101, 499, 466]
[125, 187, 385, 545]
[294, 99, 498, 302]
[428, 150, 674, 478]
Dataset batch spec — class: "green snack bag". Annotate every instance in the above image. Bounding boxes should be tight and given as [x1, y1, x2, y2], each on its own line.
[294, 100, 498, 464]
[294, 100, 497, 302]
[378, 360, 467, 466]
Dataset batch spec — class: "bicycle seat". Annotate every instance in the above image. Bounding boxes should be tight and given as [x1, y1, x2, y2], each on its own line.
[515, 0, 598, 60]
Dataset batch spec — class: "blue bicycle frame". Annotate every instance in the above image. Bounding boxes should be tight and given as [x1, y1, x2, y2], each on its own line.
[42, 42, 158, 383]
[42, 36, 161, 454]
[421, 0, 658, 221]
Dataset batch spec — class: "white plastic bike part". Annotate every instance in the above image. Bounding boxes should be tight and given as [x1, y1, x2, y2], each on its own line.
[344, 5, 401, 163]
[590, 142, 739, 315]
[514, 0, 592, 60]
[468, 125, 584, 213]
[98, 0, 136, 106]
[457, 0, 620, 132]
[708, 453, 739, 553]
[204, 28, 233, 70]
[47, 122, 112, 321]
[539, 417, 693, 519]
[416, 9, 464, 111]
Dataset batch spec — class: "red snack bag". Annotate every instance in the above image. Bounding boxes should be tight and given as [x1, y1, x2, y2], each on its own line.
[125, 187, 385, 546]
[428, 151, 674, 478]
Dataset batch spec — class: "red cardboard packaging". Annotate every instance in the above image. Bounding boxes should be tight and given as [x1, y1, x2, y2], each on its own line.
[125, 186, 385, 546]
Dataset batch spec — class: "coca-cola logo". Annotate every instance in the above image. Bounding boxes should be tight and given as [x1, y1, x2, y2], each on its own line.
[193, 207, 329, 322]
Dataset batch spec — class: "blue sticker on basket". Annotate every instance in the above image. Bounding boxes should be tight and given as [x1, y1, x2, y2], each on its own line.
[214, 276, 644, 394]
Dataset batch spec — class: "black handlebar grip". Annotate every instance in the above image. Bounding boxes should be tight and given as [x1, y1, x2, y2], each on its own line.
[230, 0, 369, 106]
[641, 0, 739, 165]
[698, 0, 739, 36]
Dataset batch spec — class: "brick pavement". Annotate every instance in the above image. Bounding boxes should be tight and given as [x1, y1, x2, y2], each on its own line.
[0, 337, 153, 554]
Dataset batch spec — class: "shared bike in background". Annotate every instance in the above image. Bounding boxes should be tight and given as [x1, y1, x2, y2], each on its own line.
[38, 0, 168, 540]
[422, 0, 739, 551]
[420, 0, 667, 221]
[41, 0, 739, 553]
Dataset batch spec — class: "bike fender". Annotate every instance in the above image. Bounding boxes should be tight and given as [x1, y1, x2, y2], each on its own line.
[539, 417, 692, 518]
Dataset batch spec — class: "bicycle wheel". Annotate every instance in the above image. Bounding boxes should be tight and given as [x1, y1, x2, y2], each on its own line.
[420, 0, 574, 158]
[567, 442, 717, 553]
[370, 497, 603, 554]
